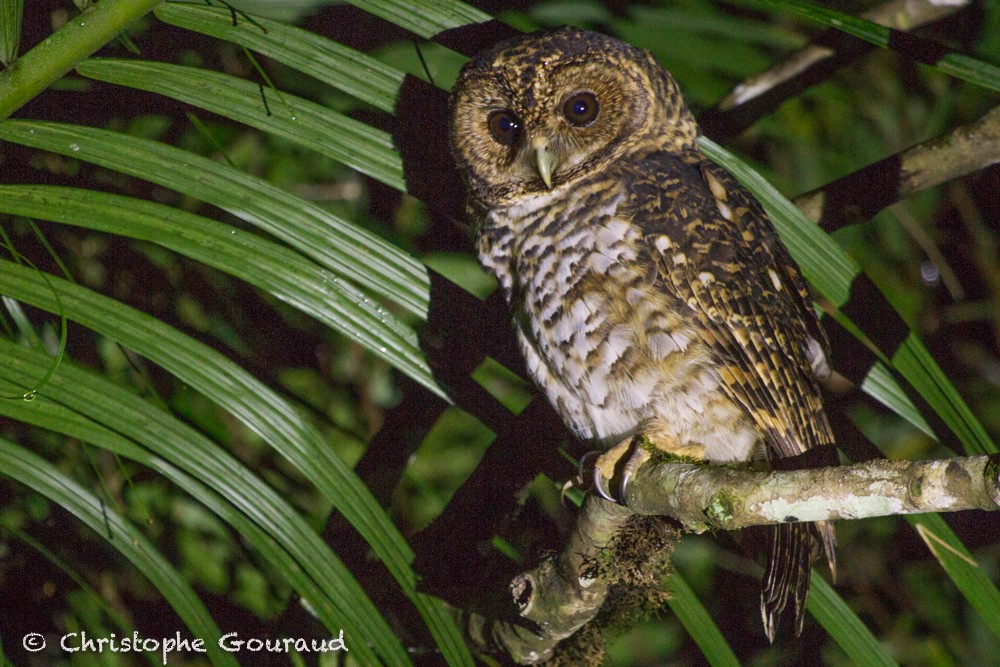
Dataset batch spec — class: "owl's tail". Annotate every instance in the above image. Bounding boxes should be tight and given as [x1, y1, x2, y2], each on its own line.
[761, 520, 837, 642]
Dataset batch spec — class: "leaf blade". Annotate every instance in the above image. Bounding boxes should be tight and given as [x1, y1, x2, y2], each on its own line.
[757, 0, 1000, 93]
[0, 0, 24, 66]
[0, 119, 431, 320]
[0, 436, 241, 667]
[807, 575, 898, 667]
[0, 339, 403, 666]
[75, 58, 407, 190]
[0, 184, 437, 398]
[0, 258, 471, 664]
[666, 573, 740, 667]
[906, 513, 1000, 640]
[342, 0, 491, 38]
[154, 3, 404, 113]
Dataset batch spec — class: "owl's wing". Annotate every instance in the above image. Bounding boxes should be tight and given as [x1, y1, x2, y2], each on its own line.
[626, 150, 835, 640]
[632, 151, 832, 459]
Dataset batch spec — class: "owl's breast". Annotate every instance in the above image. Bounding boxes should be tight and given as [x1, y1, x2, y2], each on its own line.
[478, 185, 759, 461]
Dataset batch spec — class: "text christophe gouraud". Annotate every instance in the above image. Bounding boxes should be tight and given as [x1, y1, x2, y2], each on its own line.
[21, 630, 348, 664]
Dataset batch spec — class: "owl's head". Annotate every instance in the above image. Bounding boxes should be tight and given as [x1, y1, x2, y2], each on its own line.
[450, 26, 698, 209]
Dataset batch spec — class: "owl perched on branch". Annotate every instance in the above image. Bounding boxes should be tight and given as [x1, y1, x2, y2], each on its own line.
[449, 26, 836, 640]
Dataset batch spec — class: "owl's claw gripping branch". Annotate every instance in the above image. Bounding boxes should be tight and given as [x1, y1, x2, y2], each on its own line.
[593, 454, 618, 503]
[597, 439, 636, 502]
[592, 423, 711, 503]
[591, 435, 653, 503]
[592, 462, 615, 502]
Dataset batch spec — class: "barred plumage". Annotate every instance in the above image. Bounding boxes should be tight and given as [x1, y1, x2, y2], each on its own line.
[450, 25, 836, 640]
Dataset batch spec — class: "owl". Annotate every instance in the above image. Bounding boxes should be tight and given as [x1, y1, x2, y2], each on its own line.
[449, 26, 836, 640]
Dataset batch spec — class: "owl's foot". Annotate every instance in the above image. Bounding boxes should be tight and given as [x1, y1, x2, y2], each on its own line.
[591, 437, 650, 502]
[590, 422, 707, 503]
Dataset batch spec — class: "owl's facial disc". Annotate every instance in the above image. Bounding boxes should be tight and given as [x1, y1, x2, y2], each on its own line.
[450, 26, 699, 207]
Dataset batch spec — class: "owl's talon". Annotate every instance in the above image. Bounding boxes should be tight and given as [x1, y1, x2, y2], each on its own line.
[619, 445, 651, 501]
[622, 445, 653, 489]
[620, 467, 634, 498]
[579, 450, 617, 501]
[577, 450, 600, 480]
[587, 436, 654, 504]
[559, 480, 575, 505]
[592, 464, 616, 501]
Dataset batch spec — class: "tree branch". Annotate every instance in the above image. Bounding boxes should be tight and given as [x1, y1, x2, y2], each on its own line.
[699, 0, 971, 139]
[463, 496, 632, 664]
[625, 454, 1000, 529]
[794, 105, 1000, 231]
[466, 454, 1000, 664]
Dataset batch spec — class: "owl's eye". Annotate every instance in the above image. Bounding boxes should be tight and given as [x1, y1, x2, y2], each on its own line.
[562, 91, 599, 127]
[487, 110, 521, 146]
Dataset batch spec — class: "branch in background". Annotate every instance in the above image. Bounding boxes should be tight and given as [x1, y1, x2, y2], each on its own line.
[468, 454, 1000, 664]
[699, 0, 970, 140]
[793, 105, 1000, 231]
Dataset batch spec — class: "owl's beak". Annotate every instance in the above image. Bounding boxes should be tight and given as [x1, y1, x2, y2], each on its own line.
[532, 138, 558, 189]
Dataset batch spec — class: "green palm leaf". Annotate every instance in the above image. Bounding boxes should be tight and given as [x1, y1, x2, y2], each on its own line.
[0, 257, 470, 664]
[342, 0, 489, 37]
[666, 574, 740, 667]
[0, 183, 435, 392]
[0, 0, 24, 66]
[0, 333, 404, 665]
[77, 58, 407, 190]
[155, 3, 404, 113]
[0, 435, 240, 667]
[0, 119, 431, 320]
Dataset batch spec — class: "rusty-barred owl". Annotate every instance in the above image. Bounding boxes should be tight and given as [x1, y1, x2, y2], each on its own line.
[449, 26, 836, 639]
